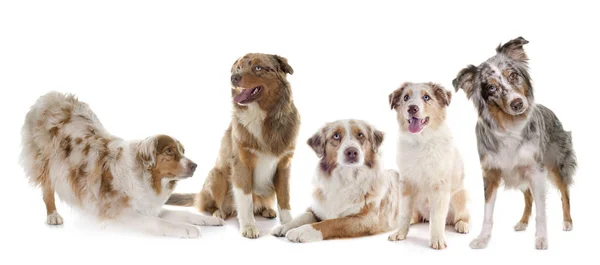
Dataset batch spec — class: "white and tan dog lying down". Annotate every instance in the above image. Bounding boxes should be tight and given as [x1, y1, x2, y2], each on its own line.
[20, 92, 224, 238]
[388, 82, 470, 249]
[272, 119, 403, 242]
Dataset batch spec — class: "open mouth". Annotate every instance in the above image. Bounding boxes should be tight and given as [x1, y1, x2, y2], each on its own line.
[233, 86, 262, 105]
[407, 117, 429, 133]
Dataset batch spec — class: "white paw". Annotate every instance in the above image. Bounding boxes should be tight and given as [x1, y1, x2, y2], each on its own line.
[46, 212, 64, 225]
[388, 229, 407, 241]
[241, 224, 260, 239]
[279, 209, 292, 224]
[455, 221, 470, 234]
[469, 236, 490, 249]
[212, 210, 228, 220]
[271, 224, 290, 237]
[429, 235, 447, 250]
[162, 224, 200, 238]
[563, 221, 573, 231]
[188, 214, 225, 226]
[535, 236, 548, 250]
[285, 225, 323, 243]
[514, 222, 528, 231]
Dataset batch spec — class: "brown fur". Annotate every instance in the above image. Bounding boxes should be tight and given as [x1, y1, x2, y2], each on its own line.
[167, 53, 300, 228]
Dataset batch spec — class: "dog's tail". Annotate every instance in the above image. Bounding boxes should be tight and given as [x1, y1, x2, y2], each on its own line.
[165, 193, 197, 207]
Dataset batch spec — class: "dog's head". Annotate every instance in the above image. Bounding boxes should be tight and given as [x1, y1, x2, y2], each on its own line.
[452, 37, 534, 129]
[137, 135, 197, 181]
[389, 82, 452, 134]
[230, 53, 294, 109]
[307, 119, 384, 175]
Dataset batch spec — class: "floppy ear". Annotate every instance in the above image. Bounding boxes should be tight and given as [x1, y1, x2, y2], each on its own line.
[372, 129, 384, 153]
[273, 55, 294, 75]
[389, 83, 409, 110]
[430, 83, 452, 107]
[137, 136, 158, 169]
[307, 128, 326, 158]
[496, 36, 529, 62]
[452, 65, 478, 98]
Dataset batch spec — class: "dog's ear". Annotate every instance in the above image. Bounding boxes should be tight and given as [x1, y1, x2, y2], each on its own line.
[273, 55, 294, 75]
[389, 83, 409, 110]
[307, 127, 326, 158]
[452, 65, 478, 98]
[430, 83, 452, 107]
[372, 129, 384, 153]
[496, 36, 529, 62]
[137, 135, 158, 169]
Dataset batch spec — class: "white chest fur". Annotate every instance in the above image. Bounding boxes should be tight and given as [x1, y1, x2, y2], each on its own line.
[253, 152, 279, 196]
[311, 167, 382, 220]
[238, 103, 266, 140]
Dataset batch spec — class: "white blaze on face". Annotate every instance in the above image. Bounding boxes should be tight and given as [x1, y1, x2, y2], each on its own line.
[402, 87, 424, 120]
[335, 120, 365, 166]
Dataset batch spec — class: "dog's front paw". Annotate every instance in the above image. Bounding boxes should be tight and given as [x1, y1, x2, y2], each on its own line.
[563, 221, 573, 231]
[514, 222, 528, 231]
[271, 225, 289, 237]
[46, 212, 64, 225]
[455, 220, 469, 234]
[241, 224, 260, 239]
[212, 210, 228, 220]
[429, 235, 447, 250]
[388, 229, 408, 241]
[469, 236, 490, 249]
[189, 214, 225, 226]
[261, 208, 277, 219]
[163, 224, 200, 238]
[279, 209, 292, 224]
[535, 236, 548, 250]
[285, 225, 322, 243]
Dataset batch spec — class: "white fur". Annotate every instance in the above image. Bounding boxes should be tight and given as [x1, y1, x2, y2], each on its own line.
[286, 224, 323, 243]
[233, 187, 259, 238]
[237, 102, 266, 141]
[278, 208, 292, 224]
[252, 152, 279, 196]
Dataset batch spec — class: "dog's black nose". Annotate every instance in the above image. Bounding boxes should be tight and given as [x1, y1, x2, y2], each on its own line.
[188, 162, 197, 172]
[408, 105, 419, 115]
[510, 98, 523, 111]
[345, 147, 359, 160]
[231, 74, 241, 85]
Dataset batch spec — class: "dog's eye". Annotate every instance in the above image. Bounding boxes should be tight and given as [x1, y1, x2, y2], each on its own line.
[488, 85, 497, 93]
[332, 133, 340, 140]
[509, 72, 519, 82]
[423, 95, 430, 101]
[254, 66, 261, 71]
[166, 148, 174, 155]
[357, 132, 364, 138]
[403, 95, 410, 101]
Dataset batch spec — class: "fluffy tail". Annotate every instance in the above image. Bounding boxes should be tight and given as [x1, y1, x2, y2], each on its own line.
[165, 193, 197, 207]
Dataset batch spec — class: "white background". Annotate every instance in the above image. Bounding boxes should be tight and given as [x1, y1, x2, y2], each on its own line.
[1, 0, 598, 264]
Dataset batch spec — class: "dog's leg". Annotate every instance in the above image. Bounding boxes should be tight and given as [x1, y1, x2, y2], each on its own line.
[450, 189, 470, 234]
[286, 212, 374, 243]
[207, 167, 231, 220]
[274, 154, 293, 224]
[429, 187, 451, 250]
[231, 152, 259, 239]
[42, 179, 63, 225]
[388, 184, 414, 241]
[530, 169, 549, 250]
[550, 166, 573, 231]
[514, 189, 533, 231]
[470, 168, 501, 249]
[160, 209, 225, 226]
[119, 212, 201, 238]
[272, 210, 317, 237]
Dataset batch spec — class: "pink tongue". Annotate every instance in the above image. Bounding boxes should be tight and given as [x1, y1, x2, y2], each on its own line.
[233, 88, 252, 104]
[408, 118, 423, 133]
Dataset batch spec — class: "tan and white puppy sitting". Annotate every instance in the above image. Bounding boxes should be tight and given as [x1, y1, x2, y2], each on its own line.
[272, 119, 402, 243]
[388, 82, 470, 250]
